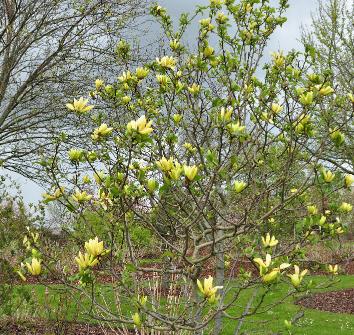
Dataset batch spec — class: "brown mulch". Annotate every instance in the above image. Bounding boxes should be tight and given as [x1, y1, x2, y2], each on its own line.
[296, 288, 354, 314]
[0, 320, 135, 335]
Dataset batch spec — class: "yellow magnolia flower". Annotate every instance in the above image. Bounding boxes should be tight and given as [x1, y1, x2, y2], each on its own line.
[271, 103, 283, 114]
[210, 0, 224, 6]
[339, 202, 352, 213]
[68, 148, 83, 162]
[219, 106, 232, 122]
[183, 165, 198, 181]
[299, 91, 314, 105]
[203, 46, 214, 58]
[188, 83, 200, 95]
[156, 74, 170, 86]
[271, 51, 285, 67]
[228, 121, 246, 135]
[328, 264, 338, 275]
[135, 67, 149, 80]
[287, 265, 308, 287]
[348, 93, 354, 103]
[254, 254, 290, 278]
[183, 142, 196, 153]
[234, 181, 247, 193]
[66, 97, 94, 114]
[316, 85, 334, 96]
[75, 251, 99, 270]
[170, 161, 183, 180]
[82, 175, 91, 184]
[307, 205, 318, 215]
[216, 12, 228, 24]
[121, 96, 131, 104]
[336, 227, 344, 234]
[197, 276, 223, 299]
[173, 113, 183, 123]
[344, 175, 354, 188]
[262, 269, 280, 284]
[147, 179, 158, 193]
[72, 190, 92, 203]
[322, 169, 335, 183]
[156, 56, 176, 69]
[126, 115, 153, 135]
[95, 79, 104, 90]
[42, 187, 64, 203]
[91, 124, 113, 141]
[132, 312, 141, 328]
[170, 39, 181, 51]
[261, 233, 278, 248]
[200, 17, 211, 26]
[253, 254, 272, 275]
[85, 237, 104, 257]
[138, 295, 147, 307]
[25, 258, 41, 276]
[118, 70, 132, 82]
[319, 215, 327, 225]
[330, 128, 345, 145]
[156, 156, 174, 172]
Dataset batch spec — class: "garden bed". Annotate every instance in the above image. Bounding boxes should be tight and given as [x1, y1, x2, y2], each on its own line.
[0, 319, 135, 335]
[296, 288, 354, 314]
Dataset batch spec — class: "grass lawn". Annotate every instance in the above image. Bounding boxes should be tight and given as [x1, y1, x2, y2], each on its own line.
[7, 275, 354, 335]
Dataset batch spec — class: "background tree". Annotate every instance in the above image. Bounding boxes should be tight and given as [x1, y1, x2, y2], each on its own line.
[0, 0, 146, 180]
[301, 0, 353, 174]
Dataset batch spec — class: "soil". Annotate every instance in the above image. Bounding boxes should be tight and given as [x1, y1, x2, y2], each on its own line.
[0, 320, 136, 335]
[296, 288, 354, 314]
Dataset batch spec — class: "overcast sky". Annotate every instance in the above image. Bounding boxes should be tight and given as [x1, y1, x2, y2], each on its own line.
[5, 0, 320, 205]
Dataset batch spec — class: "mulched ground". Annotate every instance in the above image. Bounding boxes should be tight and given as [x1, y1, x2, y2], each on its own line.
[0, 320, 136, 335]
[296, 288, 354, 314]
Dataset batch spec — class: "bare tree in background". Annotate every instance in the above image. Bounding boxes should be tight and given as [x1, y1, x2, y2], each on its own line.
[301, 0, 354, 174]
[0, 0, 147, 180]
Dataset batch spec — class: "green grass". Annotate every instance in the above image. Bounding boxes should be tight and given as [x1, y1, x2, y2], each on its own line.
[6, 275, 354, 335]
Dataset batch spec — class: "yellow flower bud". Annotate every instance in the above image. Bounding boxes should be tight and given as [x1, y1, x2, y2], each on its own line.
[135, 67, 149, 80]
[322, 169, 335, 183]
[156, 56, 176, 70]
[156, 157, 174, 172]
[85, 237, 105, 257]
[25, 258, 41, 276]
[287, 265, 308, 288]
[328, 264, 338, 275]
[299, 91, 314, 105]
[344, 175, 353, 188]
[95, 79, 104, 90]
[126, 116, 153, 135]
[307, 205, 318, 215]
[316, 85, 334, 96]
[132, 312, 141, 328]
[197, 276, 223, 300]
[233, 181, 247, 193]
[203, 46, 214, 58]
[72, 190, 92, 203]
[173, 113, 183, 123]
[261, 233, 278, 247]
[91, 124, 113, 141]
[339, 202, 352, 213]
[183, 165, 198, 181]
[187, 83, 200, 95]
[271, 103, 283, 114]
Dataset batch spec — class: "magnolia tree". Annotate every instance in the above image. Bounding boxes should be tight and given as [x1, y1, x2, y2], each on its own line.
[16, 0, 353, 334]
